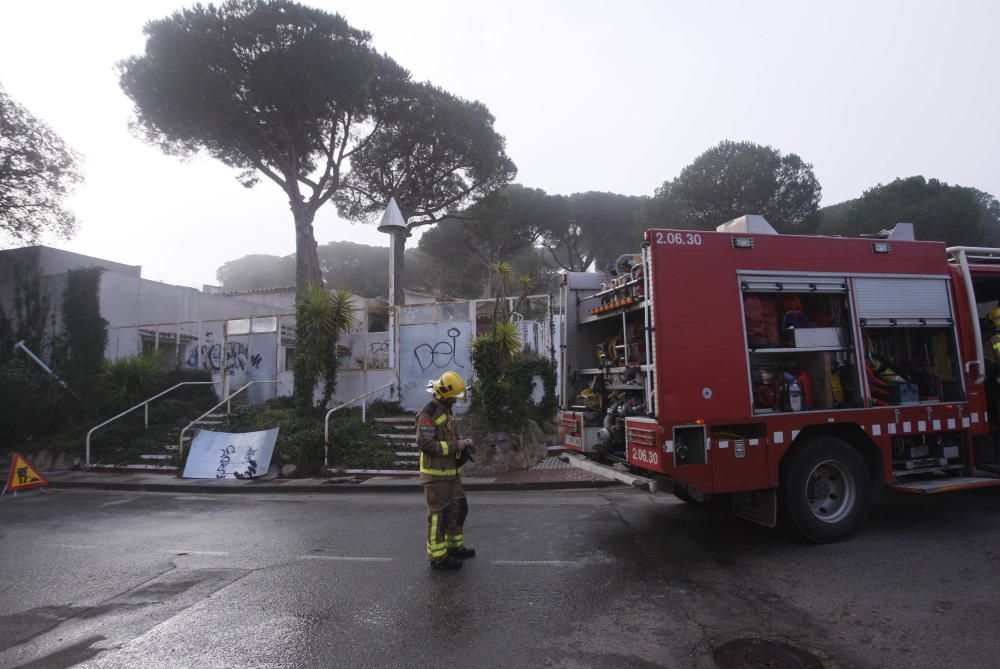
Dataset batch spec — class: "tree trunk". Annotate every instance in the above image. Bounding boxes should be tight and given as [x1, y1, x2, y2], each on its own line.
[292, 205, 323, 411]
[293, 207, 324, 292]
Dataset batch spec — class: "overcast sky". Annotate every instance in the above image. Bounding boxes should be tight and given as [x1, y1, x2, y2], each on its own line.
[2, 0, 998, 288]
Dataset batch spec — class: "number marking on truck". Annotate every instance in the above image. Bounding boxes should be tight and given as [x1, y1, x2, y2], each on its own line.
[629, 446, 659, 466]
[655, 231, 702, 247]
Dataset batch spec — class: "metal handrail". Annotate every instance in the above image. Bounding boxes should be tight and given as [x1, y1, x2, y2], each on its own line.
[84, 381, 218, 469]
[946, 246, 986, 386]
[324, 382, 394, 472]
[177, 380, 279, 475]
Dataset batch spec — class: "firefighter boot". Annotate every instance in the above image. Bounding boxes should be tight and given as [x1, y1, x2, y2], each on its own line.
[430, 556, 463, 571]
[448, 546, 476, 559]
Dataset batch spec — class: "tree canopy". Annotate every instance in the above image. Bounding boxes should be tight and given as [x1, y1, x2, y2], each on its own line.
[215, 241, 436, 297]
[814, 176, 1000, 246]
[418, 185, 564, 297]
[0, 84, 81, 245]
[640, 140, 821, 233]
[335, 81, 516, 304]
[336, 83, 516, 227]
[119, 0, 410, 292]
[543, 191, 645, 272]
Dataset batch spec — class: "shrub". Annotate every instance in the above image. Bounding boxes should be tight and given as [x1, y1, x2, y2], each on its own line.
[103, 350, 165, 409]
[223, 398, 392, 476]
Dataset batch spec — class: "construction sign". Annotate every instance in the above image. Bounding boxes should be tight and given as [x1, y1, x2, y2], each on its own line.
[3, 453, 48, 495]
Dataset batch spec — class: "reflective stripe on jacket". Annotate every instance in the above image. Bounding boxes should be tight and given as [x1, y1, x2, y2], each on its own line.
[415, 400, 460, 479]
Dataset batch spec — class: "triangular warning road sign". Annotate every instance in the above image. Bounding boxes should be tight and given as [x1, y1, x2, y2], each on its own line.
[3, 452, 48, 495]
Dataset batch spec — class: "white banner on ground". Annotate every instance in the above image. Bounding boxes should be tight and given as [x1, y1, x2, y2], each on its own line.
[183, 428, 279, 479]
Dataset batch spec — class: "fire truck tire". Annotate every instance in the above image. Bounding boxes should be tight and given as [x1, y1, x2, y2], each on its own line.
[780, 437, 871, 543]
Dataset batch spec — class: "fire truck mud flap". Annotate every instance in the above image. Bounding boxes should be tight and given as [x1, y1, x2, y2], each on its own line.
[560, 453, 658, 492]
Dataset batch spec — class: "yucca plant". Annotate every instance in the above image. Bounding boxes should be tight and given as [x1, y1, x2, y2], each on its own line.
[491, 261, 514, 323]
[294, 285, 357, 410]
[103, 349, 164, 409]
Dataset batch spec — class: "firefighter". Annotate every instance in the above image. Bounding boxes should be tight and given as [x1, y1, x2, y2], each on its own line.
[416, 370, 476, 571]
[983, 306, 1000, 418]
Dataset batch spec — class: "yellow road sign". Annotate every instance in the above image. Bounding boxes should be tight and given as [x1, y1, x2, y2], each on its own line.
[3, 452, 48, 495]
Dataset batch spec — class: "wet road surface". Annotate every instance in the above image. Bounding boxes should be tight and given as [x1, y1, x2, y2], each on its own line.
[2, 487, 1000, 668]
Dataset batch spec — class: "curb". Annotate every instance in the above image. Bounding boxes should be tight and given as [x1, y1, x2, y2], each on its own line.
[43, 478, 623, 495]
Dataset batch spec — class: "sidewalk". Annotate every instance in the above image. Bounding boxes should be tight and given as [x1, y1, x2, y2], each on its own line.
[37, 457, 620, 494]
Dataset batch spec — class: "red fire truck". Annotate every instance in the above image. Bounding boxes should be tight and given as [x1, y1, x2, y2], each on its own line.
[558, 215, 1000, 542]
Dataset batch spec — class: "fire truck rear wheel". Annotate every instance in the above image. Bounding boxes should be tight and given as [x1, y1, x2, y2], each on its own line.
[781, 437, 871, 543]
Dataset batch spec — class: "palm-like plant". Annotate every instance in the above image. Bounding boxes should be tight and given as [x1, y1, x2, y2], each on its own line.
[103, 349, 164, 408]
[491, 261, 513, 323]
[294, 285, 357, 410]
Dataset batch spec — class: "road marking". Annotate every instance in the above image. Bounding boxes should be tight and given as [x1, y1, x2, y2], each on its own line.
[490, 560, 580, 566]
[98, 498, 135, 508]
[298, 555, 393, 562]
[51, 543, 98, 549]
[166, 550, 230, 556]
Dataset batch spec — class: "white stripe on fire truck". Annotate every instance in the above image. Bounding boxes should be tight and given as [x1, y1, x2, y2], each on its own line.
[933, 420, 941, 431]
[948, 418, 956, 430]
[888, 423, 897, 434]
[903, 421, 912, 433]
[963, 417, 971, 428]
[773, 432, 784, 444]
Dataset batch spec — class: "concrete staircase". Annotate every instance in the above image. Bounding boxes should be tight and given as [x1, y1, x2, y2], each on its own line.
[374, 416, 419, 470]
[91, 411, 228, 474]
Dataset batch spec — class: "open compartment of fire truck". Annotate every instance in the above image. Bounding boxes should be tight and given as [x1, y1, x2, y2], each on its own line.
[560, 254, 653, 456]
[741, 274, 860, 414]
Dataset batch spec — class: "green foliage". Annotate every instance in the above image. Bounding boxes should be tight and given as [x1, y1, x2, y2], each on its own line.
[293, 285, 357, 410]
[470, 333, 507, 428]
[337, 82, 517, 229]
[62, 267, 108, 388]
[640, 140, 821, 233]
[223, 398, 392, 475]
[0, 83, 81, 244]
[417, 185, 573, 297]
[507, 353, 558, 424]
[0, 358, 69, 450]
[103, 350, 164, 409]
[815, 176, 1000, 246]
[119, 0, 411, 400]
[471, 335, 555, 430]
[215, 242, 437, 297]
[0, 262, 51, 363]
[544, 191, 647, 272]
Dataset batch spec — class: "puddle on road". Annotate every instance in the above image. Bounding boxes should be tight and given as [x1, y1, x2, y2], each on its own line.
[713, 637, 832, 669]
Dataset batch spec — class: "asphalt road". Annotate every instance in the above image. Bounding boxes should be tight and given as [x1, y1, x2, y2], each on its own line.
[1, 486, 999, 668]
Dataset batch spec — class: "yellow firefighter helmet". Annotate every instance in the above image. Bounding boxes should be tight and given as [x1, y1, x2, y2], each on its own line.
[427, 370, 467, 401]
[989, 306, 1000, 328]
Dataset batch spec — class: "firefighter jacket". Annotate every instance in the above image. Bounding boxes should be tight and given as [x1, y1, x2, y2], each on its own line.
[415, 399, 461, 480]
[988, 332, 1000, 382]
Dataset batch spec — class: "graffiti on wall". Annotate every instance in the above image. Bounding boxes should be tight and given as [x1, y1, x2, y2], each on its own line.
[413, 327, 463, 372]
[366, 341, 390, 369]
[184, 332, 263, 375]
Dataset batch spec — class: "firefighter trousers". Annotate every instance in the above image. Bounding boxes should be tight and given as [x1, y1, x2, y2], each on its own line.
[423, 476, 468, 561]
